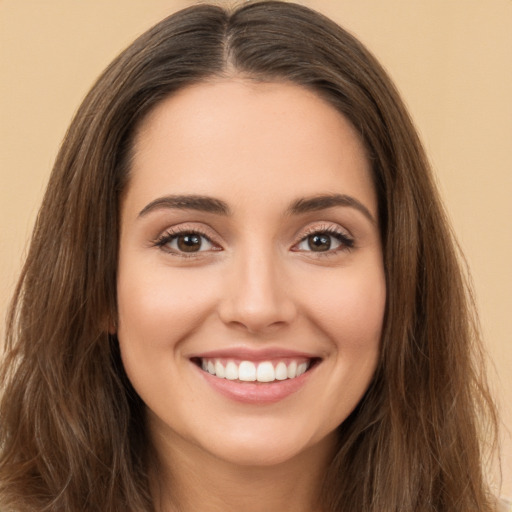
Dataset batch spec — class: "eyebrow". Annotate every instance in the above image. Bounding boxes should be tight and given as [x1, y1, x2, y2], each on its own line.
[138, 195, 231, 217]
[288, 194, 376, 223]
[138, 192, 375, 223]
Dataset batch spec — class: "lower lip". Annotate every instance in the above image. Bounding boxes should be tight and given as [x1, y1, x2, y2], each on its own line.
[195, 363, 315, 404]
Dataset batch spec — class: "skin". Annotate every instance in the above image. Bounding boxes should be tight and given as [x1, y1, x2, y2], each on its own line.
[116, 79, 386, 512]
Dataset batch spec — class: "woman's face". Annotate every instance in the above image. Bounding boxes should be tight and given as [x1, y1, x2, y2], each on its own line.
[117, 79, 386, 467]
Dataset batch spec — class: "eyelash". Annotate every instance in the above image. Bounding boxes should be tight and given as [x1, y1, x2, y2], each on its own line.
[153, 225, 354, 258]
[153, 227, 218, 258]
[294, 226, 355, 255]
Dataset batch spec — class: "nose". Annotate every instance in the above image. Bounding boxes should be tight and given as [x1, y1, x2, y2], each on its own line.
[217, 246, 297, 335]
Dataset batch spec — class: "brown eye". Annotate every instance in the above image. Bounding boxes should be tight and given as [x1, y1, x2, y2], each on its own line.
[157, 231, 216, 254]
[294, 229, 354, 254]
[307, 234, 331, 252]
[177, 234, 203, 252]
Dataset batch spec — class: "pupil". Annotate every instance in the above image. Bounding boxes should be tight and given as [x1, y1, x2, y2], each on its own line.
[308, 234, 330, 251]
[178, 234, 201, 252]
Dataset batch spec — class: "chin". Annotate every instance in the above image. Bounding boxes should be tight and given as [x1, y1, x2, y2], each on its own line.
[183, 415, 338, 469]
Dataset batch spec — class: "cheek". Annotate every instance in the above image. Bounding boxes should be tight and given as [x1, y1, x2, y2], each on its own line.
[115, 264, 216, 411]
[310, 269, 385, 419]
[304, 266, 386, 350]
[116, 263, 218, 350]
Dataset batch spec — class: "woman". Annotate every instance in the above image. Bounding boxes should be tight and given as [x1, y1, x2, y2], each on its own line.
[0, 2, 505, 511]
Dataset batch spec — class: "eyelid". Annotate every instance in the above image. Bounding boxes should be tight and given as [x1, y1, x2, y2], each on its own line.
[151, 221, 354, 257]
[152, 224, 223, 256]
[291, 223, 355, 253]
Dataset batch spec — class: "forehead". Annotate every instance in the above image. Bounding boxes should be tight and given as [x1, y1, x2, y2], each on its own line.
[126, 79, 376, 218]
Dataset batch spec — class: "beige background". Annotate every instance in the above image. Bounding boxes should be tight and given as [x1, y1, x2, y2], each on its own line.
[1, 0, 511, 497]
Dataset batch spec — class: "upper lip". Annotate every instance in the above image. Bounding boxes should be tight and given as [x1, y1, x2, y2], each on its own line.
[189, 347, 320, 362]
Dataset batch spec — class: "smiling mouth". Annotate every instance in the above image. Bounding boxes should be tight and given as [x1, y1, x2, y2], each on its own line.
[191, 357, 320, 383]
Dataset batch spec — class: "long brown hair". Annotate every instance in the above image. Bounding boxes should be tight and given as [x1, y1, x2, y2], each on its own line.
[0, 2, 499, 510]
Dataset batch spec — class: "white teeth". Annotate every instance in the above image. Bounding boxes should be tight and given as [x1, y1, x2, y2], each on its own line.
[199, 358, 312, 382]
[225, 361, 238, 380]
[275, 362, 288, 381]
[287, 361, 297, 379]
[256, 361, 275, 382]
[238, 361, 256, 381]
[296, 362, 308, 376]
[214, 360, 225, 378]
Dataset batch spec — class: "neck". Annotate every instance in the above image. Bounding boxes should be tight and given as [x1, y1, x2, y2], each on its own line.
[149, 423, 334, 512]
